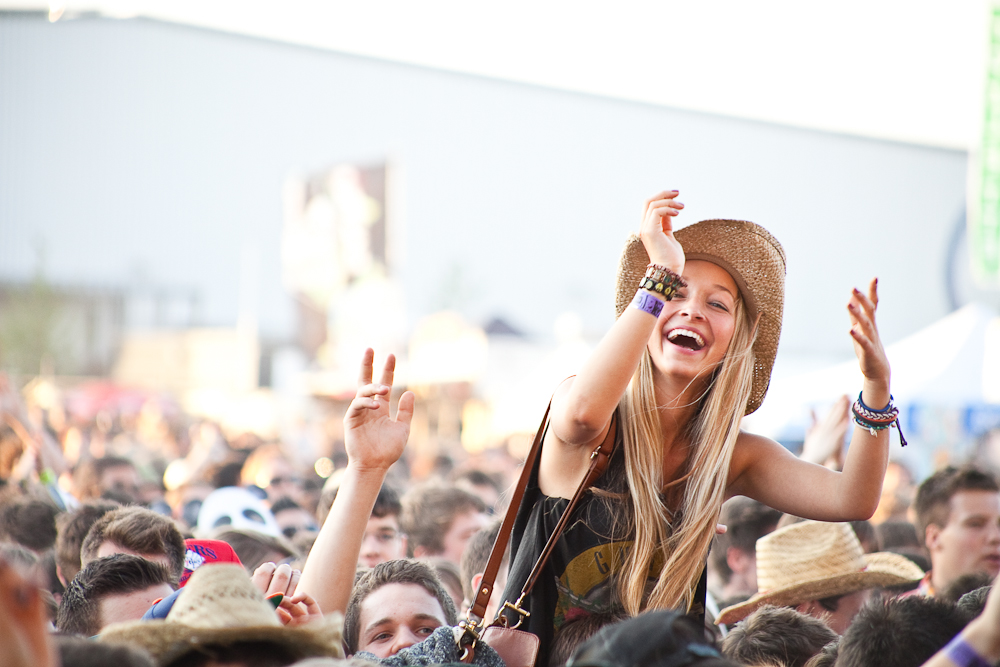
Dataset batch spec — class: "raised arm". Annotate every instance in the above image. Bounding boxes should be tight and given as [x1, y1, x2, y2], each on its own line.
[298, 349, 414, 615]
[539, 191, 686, 496]
[728, 279, 892, 520]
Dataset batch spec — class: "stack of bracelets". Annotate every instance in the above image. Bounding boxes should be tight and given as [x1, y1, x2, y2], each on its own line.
[852, 392, 908, 447]
[631, 263, 688, 318]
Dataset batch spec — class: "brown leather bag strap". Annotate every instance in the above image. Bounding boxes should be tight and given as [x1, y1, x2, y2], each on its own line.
[465, 405, 618, 624]
[466, 400, 552, 622]
[520, 412, 617, 597]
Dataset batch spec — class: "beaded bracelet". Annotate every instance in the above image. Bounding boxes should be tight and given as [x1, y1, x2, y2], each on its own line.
[852, 392, 908, 447]
[631, 291, 664, 318]
[640, 263, 687, 300]
[943, 634, 994, 667]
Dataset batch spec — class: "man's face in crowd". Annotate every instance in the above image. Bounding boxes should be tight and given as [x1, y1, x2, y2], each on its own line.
[797, 588, 870, 635]
[98, 582, 174, 632]
[356, 582, 448, 658]
[438, 510, 490, 566]
[358, 515, 407, 569]
[928, 489, 1000, 588]
[100, 464, 141, 501]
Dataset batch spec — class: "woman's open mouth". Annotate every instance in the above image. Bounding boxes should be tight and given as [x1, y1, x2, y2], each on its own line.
[667, 328, 705, 351]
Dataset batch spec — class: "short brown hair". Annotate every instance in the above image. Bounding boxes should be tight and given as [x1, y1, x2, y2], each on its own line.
[722, 605, 836, 667]
[55, 501, 120, 585]
[710, 498, 781, 585]
[914, 465, 1000, 547]
[400, 484, 486, 557]
[0, 497, 59, 552]
[57, 553, 173, 637]
[80, 506, 185, 580]
[459, 520, 502, 601]
[344, 559, 458, 654]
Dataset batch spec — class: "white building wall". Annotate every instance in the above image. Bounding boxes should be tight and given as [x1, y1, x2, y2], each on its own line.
[0, 13, 976, 369]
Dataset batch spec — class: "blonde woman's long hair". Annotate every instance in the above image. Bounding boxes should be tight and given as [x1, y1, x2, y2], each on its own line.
[614, 295, 757, 615]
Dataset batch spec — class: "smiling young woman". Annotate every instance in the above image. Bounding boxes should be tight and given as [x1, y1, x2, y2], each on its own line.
[500, 191, 896, 666]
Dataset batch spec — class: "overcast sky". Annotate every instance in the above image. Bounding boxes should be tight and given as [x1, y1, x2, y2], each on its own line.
[5, 0, 991, 149]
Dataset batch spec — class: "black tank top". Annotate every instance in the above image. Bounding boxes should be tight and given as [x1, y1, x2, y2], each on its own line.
[501, 425, 708, 667]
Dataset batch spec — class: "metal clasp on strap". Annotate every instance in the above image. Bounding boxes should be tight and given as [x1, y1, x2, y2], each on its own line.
[498, 593, 531, 630]
[454, 618, 482, 661]
[590, 444, 603, 460]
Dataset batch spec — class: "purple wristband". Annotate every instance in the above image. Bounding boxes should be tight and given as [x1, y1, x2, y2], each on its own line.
[944, 635, 993, 667]
[631, 291, 664, 318]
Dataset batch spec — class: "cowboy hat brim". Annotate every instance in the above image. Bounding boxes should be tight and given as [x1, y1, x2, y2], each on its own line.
[715, 552, 924, 626]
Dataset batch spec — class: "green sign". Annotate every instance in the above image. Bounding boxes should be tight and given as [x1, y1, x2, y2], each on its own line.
[972, 4, 1000, 285]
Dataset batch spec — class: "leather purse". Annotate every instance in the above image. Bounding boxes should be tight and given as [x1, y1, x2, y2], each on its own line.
[455, 401, 618, 667]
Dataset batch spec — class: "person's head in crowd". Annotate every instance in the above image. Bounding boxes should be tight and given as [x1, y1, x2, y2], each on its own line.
[566, 609, 737, 667]
[99, 564, 343, 667]
[241, 444, 304, 504]
[549, 612, 628, 667]
[833, 595, 967, 667]
[196, 486, 283, 539]
[213, 528, 298, 573]
[80, 506, 186, 581]
[716, 521, 924, 634]
[914, 464, 1000, 596]
[421, 556, 464, 612]
[0, 555, 58, 667]
[451, 469, 503, 513]
[957, 584, 992, 620]
[55, 500, 120, 586]
[270, 497, 319, 541]
[849, 520, 878, 553]
[802, 639, 839, 667]
[709, 497, 781, 605]
[57, 554, 174, 637]
[872, 460, 916, 524]
[74, 456, 142, 503]
[940, 570, 994, 606]
[178, 539, 243, 587]
[721, 605, 837, 667]
[874, 520, 921, 551]
[0, 497, 58, 554]
[317, 481, 408, 568]
[344, 559, 458, 658]
[55, 634, 155, 667]
[163, 479, 215, 530]
[0, 543, 58, 618]
[459, 520, 507, 621]
[401, 484, 489, 565]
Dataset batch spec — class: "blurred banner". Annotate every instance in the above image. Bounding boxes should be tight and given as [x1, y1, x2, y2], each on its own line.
[282, 163, 405, 368]
[972, 2, 1000, 285]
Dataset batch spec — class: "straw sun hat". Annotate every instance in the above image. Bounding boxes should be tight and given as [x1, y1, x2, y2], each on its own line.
[100, 564, 344, 664]
[715, 521, 925, 626]
[615, 219, 786, 414]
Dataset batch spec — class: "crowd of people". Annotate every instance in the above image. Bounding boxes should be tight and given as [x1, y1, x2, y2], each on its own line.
[2, 193, 1000, 667]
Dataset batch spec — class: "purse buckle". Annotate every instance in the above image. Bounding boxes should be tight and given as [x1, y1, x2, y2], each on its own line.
[498, 593, 531, 630]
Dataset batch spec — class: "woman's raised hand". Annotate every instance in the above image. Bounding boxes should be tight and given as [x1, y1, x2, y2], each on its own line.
[639, 190, 686, 273]
[848, 279, 891, 405]
[344, 349, 415, 473]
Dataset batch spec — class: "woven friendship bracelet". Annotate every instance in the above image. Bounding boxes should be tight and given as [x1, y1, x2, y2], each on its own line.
[943, 635, 994, 667]
[852, 392, 908, 447]
[631, 291, 664, 318]
[640, 263, 686, 300]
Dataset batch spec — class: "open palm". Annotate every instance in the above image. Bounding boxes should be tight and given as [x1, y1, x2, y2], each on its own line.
[344, 349, 415, 472]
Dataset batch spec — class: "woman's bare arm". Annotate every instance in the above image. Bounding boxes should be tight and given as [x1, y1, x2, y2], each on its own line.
[298, 350, 414, 615]
[540, 192, 685, 495]
[728, 279, 891, 520]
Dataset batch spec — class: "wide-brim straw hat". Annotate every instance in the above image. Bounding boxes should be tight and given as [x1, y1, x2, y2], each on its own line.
[100, 564, 344, 664]
[715, 521, 925, 626]
[615, 219, 786, 414]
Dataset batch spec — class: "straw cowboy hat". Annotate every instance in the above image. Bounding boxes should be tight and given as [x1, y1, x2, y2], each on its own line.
[715, 521, 924, 625]
[100, 564, 344, 664]
[615, 219, 786, 414]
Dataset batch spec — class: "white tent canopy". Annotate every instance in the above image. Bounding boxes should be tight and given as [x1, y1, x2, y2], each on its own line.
[745, 303, 1000, 440]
